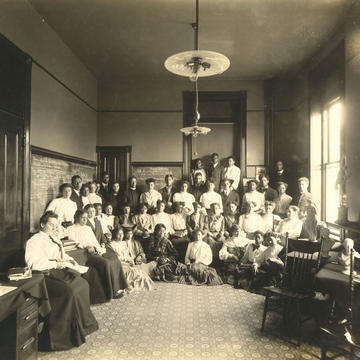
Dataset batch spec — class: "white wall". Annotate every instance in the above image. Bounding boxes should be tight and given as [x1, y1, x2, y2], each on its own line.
[0, 0, 97, 161]
[98, 76, 265, 169]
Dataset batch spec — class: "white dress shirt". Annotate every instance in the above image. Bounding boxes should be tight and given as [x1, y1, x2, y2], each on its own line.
[140, 190, 162, 208]
[219, 236, 251, 261]
[25, 231, 75, 271]
[222, 165, 241, 190]
[170, 212, 187, 231]
[68, 224, 105, 254]
[173, 192, 195, 214]
[242, 191, 265, 212]
[88, 193, 102, 204]
[200, 191, 223, 212]
[151, 212, 173, 234]
[46, 197, 77, 224]
[255, 244, 283, 267]
[276, 218, 303, 240]
[260, 213, 281, 233]
[238, 213, 262, 235]
[185, 241, 213, 266]
[241, 241, 267, 264]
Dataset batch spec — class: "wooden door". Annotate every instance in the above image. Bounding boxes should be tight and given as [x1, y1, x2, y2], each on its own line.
[0, 34, 31, 270]
[96, 146, 131, 190]
[0, 117, 24, 249]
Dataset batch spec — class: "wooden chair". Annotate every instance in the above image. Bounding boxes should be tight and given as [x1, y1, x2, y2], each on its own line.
[320, 249, 360, 359]
[261, 234, 323, 345]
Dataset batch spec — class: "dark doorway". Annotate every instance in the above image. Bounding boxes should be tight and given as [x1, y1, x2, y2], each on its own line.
[0, 34, 31, 270]
[182, 91, 247, 178]
[96, 146, 132, 190]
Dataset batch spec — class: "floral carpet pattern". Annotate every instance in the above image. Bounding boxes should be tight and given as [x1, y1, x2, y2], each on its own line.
[39, 283, 344, 360]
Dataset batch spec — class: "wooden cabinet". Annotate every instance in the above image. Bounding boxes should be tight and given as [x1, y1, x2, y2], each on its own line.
[0, 297, 39, 360]
[17, 297, 38, 360]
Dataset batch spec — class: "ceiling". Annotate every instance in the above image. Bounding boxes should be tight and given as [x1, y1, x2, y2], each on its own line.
[29, 0, 352, 81]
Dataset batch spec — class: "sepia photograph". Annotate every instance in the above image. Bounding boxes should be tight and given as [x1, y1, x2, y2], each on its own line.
[0, 0, 360, 359]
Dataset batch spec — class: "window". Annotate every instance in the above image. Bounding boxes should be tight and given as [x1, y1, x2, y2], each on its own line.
[311, 99, 343, 222]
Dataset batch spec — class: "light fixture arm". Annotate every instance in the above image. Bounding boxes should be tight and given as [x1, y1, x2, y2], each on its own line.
[192, 0, 199, 51]
[194, 78, 200, 123]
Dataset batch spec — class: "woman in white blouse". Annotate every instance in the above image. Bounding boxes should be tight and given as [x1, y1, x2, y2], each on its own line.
[46, 183, 77, 236]
[68, 209, 130, 299]
[139, 178, 162, 214]
[238, 201, 262, 239]
[25, 211, 99, 350]
[184, 229, 223, 286]
[241, 179, 265, 213]
[151, 200, 173, 235]
[260, 201, 281, 234]
[170, 202, 190, 262]
[88, 181, 102, 204]
[276, 205, 303, 245]
[173, 180, 195, 215]
[110, 227, 155, 290]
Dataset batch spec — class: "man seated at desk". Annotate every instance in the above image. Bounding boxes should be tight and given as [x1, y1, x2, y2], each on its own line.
[25, 211, 98, 351]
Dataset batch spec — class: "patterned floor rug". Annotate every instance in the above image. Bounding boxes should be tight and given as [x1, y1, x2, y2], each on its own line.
[39, 283, 347, 360]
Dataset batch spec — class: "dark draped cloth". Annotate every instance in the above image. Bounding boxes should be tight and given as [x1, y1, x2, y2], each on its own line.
[86, 249, 129, 299]
[39, 269, 98, 351]
[147, 235, 187, 282]
[180, 263, 223, 286]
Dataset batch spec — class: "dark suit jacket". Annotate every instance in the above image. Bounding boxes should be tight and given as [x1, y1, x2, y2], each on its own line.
[191, 184, 206, 202]
[220, 190, 240, 210]
[123, 188, 140, 212]
[269, 170, 289, 188]
[258, 186, 278, 202]
[70, 189, 83, 209]
[207, 164, 223, 191]
[186, 213, 208, 235]
[99, 184, 111, 203]
[87, 218, 106, 245]
[108, 192, 122, 215]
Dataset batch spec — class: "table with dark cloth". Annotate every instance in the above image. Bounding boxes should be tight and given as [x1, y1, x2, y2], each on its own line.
[0, 273, 50, 322]
[315, 262, 360, 321]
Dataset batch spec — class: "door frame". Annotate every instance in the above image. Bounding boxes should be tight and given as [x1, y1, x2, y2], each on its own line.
[182, 91, 247, 179]
[96, 146, 132, 186]
[0, 33, 31, 245]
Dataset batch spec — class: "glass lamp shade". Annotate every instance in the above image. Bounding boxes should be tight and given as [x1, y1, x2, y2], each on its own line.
[180, 125, 211, 137]
[164, 50, 230, 78]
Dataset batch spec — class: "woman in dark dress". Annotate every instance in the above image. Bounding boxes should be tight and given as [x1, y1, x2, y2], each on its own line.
[68, 209, 131, 300]
[147, 223, 187, 282]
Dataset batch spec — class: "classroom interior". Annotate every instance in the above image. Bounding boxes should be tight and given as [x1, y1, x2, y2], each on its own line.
[1, 0, 360, 359]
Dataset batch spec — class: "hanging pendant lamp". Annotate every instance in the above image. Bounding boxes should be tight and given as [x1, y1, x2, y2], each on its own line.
[164, 0, 230, 136]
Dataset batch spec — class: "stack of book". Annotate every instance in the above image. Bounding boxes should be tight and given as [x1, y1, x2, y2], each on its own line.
[8, 267, 32, 281]
[62, 238, 78, 252]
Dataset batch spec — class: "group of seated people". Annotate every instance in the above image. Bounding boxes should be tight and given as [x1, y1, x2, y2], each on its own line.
[25, 156, 326, 351]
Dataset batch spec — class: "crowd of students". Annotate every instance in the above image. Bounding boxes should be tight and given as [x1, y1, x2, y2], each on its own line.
[25, 154, 324, 351]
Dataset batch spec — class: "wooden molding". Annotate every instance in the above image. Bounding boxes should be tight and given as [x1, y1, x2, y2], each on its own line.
[31, 146, 97, 167]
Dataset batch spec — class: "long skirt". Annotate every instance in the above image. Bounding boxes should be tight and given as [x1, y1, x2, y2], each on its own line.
[236, 261, 283, 292]
[180, 263, 223, 286]
[86, 248, 129, 299]
[39, 269, 98, 351]
[170, 235, 190, 263]
[204, 236, 224, 265]
[121, 262, 155, 291]
[152, 257, 188, 282]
